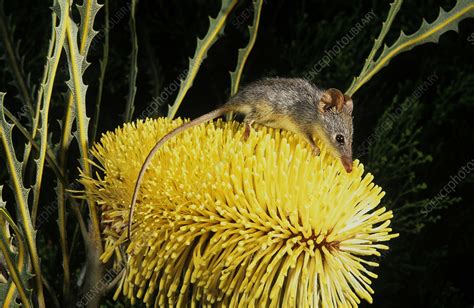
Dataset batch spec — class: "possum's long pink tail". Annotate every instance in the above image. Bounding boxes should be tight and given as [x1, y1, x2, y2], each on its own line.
[127, 108, 227, 240]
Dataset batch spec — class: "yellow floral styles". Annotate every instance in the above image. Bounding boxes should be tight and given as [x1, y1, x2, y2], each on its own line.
[79, 118, 398, 307]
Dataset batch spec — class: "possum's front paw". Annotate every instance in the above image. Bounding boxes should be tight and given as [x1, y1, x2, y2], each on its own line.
[242, 121, 254, 141]
[311, 146, 321, 156]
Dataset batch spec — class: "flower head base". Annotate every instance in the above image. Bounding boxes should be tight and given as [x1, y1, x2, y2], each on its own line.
[80, 118, 398, 307]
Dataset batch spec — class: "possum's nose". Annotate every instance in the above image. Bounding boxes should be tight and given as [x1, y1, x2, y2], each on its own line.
[341, 157, 353, 173]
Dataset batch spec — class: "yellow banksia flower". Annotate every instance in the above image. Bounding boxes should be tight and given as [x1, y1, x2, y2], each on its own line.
[80, 117, 398, 307]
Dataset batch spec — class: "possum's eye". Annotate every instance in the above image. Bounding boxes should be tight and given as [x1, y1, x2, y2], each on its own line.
[336, 134, 345, 144]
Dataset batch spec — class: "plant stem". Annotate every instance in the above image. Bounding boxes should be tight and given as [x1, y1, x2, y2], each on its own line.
[123, 0, 138, 123]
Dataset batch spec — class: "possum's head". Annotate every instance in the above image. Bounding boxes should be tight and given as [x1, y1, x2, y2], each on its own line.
[316, 88, 353, 173]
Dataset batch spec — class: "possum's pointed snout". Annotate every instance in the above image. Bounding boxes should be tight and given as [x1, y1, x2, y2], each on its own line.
[341, 157, 353, 173]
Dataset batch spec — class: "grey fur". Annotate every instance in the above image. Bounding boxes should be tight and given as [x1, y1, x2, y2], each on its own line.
[225, 77, 353, 162]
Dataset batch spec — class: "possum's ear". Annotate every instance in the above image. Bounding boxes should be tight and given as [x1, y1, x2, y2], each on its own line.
[318, 88, 344, 113]
[343, 95, 353, 115]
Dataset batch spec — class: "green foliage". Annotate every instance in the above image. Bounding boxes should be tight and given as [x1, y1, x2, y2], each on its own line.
[346, 0, 403, 96]
[347, 0, 474, 96]
[363, 93, 457, 233]
[0, 186, 32, 306]
[0, 92, 43, 306]
[227, 0, 263, 121]
[229, 0, 264, 96]
[167, 0, 238, 119]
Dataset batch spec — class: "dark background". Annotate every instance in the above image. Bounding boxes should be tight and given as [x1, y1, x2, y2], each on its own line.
[1, 0, 473, 307]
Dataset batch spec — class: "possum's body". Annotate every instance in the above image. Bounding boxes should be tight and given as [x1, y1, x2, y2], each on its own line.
[226, 78, 324, 134]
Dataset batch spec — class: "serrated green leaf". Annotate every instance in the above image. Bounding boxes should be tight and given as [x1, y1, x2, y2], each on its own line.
[167, 0, 238, 119]
[64, 17, 90, 169]
[0, 92, 44, 306]
[347, 0, 474, 96]
[229, 0, 264, 97]
[63, 0, 103, 253]
[58, 2, 104, 300]
[32, 0, 68, 227]
[0, 187, 32, 307]
[227, 0, 264, 121]
[359, 0, 403, 79]
[0, 94, 30, 223]
[0, 105, 63, 183]
[22, 8, 57, 178]
[76, 0, 102, 72]
[61, 0, 102, 151]
[14, 0, 68, 305]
